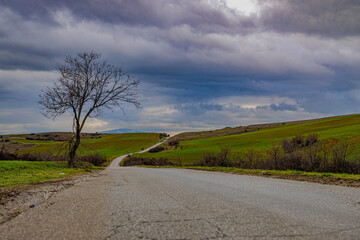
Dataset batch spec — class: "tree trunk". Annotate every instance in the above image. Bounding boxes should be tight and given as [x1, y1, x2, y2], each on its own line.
[69, 130, 81, 167]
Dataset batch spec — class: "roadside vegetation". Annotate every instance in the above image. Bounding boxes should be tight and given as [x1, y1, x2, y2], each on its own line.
[194, 135, 359, 174]
[125, 134, 360, 174]
[0, 161, 90, 188]
[0, 132, 162, 188]
[126, 115, 360, 182]
[132, 114, 360, 164]
[138, 166, 360, 187]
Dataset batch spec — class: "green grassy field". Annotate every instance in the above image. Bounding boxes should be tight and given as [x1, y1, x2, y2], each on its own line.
[0, 161, 90, 188]
[134, 114, 360, 165]
[1, 133, 161, 188]
[12, 133, 161, 160]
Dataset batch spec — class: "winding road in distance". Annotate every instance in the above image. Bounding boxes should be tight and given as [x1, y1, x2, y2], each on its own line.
[1, 139, 360, 239]
[107, 137, 170, 169]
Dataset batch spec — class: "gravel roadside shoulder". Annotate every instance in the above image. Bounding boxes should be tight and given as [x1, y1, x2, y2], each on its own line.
[0, 171, 101, 224]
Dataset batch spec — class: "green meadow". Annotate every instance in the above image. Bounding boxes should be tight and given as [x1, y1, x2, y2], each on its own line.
[134, 114, 360, 165]
[12, 133, 161, 160]
[1, 133, 161, 188]
[0, 161, 89, 188]
[2, 115, 360, 188]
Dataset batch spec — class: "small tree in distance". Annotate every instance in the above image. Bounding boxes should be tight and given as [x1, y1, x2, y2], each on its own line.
[39, 51, 140, 167]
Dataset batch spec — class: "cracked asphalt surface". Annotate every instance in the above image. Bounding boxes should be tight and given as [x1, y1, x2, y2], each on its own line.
[1, 165, 360, 239]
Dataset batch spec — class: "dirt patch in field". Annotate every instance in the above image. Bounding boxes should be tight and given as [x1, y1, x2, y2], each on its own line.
[0, 141, 35, 152]
[0, 132, 106, 153]
[0, 171, 102, 224]
[6, 132, 104, 142]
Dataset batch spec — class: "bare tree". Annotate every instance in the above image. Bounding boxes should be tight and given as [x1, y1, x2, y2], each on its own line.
[39, 51, 140, 167]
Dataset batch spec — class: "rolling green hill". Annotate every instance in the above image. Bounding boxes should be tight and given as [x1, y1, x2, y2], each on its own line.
[169, 115, 347, 142]
[7, 133, 161, 160]
[134, 114, 360, 165]
[1, 133, 162, 188]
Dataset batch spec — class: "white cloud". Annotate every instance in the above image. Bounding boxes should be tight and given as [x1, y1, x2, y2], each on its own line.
[225, 0, 259, 15]
[212, 95, 297, 109]
[0, 70, 56, 89]
[82, 118, 109, 132]
[140, 106, 179, 119]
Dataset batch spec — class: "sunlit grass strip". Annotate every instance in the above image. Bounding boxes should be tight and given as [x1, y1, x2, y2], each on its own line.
[136, 165, 360, 181]
[185, 167, 360, 181]
[0, 161, 93, 188]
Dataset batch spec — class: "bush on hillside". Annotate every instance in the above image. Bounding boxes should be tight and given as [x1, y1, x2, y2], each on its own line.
[149, 146, 165, 153]
[194, 135, 360, 174]
[0, 151, 17, 160]
[168, 140, 180, 147]
[159, 133, 169, 139]
[281, 134, 318, 154]
[76, 153, 106, 166]
[197, 148, 233, 167]
[123, 156, 174, 166]
[0, 151, 65, 161]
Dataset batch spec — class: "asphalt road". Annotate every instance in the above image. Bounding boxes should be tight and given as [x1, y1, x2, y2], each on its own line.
[1, 156, 360, 239]
[107, 137, 170, 169]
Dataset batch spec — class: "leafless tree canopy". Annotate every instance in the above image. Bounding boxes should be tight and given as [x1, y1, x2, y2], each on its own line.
[39, 52, 140, 125]
[39, 51, 140, 166]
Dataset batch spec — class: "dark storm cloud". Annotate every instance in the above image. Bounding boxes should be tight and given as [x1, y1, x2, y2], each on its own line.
[258, 0, 360, 37]
[0, 0, 255, 71]
[257, 103, 298, 112]
[1, 0, 358, 74]
[0, 48, 57, 70]
[0, 0, 256, 34]
[3, 0, 359, 38]
[175, 103, 224, 115]
[0, 0, 359, 133]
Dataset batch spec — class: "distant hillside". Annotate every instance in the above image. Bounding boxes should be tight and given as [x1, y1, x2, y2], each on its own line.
[170, 114, 355, 142]
[101, 128, 142, 134]
[135, 114, 360, 165]
[6, 133, 161, 159]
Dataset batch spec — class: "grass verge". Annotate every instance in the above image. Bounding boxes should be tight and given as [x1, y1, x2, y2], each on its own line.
[136, 165, 360, 187]
[1, 133, 162, 188]
[0, 161, 97, 188]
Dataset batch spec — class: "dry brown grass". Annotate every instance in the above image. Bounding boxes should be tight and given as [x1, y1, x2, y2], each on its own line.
[6, 132, 104, 141]
[1, 132, 104, 153]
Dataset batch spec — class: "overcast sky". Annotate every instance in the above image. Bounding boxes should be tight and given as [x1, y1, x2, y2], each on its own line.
[0, 0, 359, 134]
